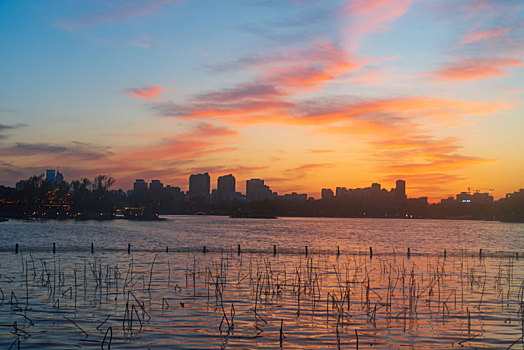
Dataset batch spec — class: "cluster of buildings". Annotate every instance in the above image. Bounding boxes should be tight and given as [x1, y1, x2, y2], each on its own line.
[15, 169, 506, 209]
[130, 173, 417, 209]
[132, 173, 282, 204]
[4, 168, 523, 220]
[440, 191, 494, 205]
[131, 175, 414, 204]
[321, 180, 407, 201]
[15, 168, 64, 190]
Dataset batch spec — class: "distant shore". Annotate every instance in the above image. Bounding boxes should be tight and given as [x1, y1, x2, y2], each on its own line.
[1, 213, 522, 223]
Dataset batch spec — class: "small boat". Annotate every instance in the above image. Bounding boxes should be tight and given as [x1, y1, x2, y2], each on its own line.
[0, 217, 8, 222]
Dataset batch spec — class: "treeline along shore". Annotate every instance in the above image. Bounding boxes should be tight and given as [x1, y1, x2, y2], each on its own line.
[0, 173, 523, 221]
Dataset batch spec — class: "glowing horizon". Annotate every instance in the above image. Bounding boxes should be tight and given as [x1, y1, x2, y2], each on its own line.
[1, 0, 523, 201]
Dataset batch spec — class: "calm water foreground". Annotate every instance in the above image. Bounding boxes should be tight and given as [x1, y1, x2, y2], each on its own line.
[0, 216, 523, 349]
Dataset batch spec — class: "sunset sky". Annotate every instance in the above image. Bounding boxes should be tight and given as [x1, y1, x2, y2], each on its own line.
[1, 0, 523, 201]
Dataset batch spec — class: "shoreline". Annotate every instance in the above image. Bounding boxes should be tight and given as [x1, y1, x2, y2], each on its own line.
[1, 213, 522, 223]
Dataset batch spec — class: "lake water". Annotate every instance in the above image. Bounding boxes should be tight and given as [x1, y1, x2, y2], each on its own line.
[0, 216, 523, 349]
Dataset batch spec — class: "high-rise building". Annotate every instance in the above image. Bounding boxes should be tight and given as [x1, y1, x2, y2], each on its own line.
[336, 187, 349, 198]
[212, 174, 240, 204]
[321, 188, 334, 200]
[150, 180, 164, 194]
[395, 180, 406, 199]
[55, 170, 64, 184]
[133, 179, 148, 193]
[217, 174, 235, 193]
[246, 178, 273, 202]
[165, 185, 185, 203]
[46, 169, 55, 182]
[189, 173, 210, 201]
[246, 179, 264, 199]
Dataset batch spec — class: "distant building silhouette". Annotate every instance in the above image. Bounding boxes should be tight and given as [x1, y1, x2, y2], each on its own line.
[321, 188, 334, 200]
[45, 168, 64, 183]
[189, 173, 210, 201]
[395, 180, 406, 199]
[246, 178, 274, 202]
[55, 170, 64, 184]
[46, 169, 55, 182]
[282, 192, 307, 202]
[456, 191, 493, 204]
[149, 179, 164, 195]
[217, 174, 235, 193]
[336, 187, 349, 198]
[165, 185, 185, 203]
[213, 174, 240, 204]
[133, 179, 148, 193]
[371, 183, 381, 192]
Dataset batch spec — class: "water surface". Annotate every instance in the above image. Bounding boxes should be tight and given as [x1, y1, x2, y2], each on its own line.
[0, 217, 523, 349]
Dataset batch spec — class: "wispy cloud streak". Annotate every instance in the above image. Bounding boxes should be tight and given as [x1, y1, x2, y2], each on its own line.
[428, 58, 523, 81]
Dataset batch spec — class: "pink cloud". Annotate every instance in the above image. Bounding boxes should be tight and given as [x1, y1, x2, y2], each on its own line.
[501, 87, 524, 94]
[461, 27, 509, 44]
[429, 58, 523, 81]
[463, 0, 491, 14]
[342, 0, 414, 48]
[151, 41, 363, 122]
[125, 86, 164, 99]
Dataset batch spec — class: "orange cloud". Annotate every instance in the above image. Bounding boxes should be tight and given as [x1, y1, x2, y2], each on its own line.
[370, 134, 498, 200]
[151, 41, 363, 123]
[369, 134, 496, 197]
[308, 149, 335, 154]
[381, 173, 467, 201]
[155, 94, 505, 130]
[461, 27, 509, 44]
[293, 97, 505, 131]
[284, 163, 335, 174]
[264, 42, 363, 91]
[383, 154, 495, 173]
[125, 85, 163, 99]
[121, 123, 239, 161]
[429, 58, 523, 81]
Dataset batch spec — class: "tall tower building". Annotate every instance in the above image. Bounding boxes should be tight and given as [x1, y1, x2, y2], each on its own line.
[189, 173, 210, 201]
[321, 188, 334, 200]
[149, 180, 164, 195]
[55, 170, 64, 184]
[133, 179, 148, 193]
[246, 179, 264, 199]
[46, 169, 56, 182]
[246, 178, 273, 201]
[395, 180, 406, 198]
[217, 174, 235, 193]
[149, 180, 163, 191]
